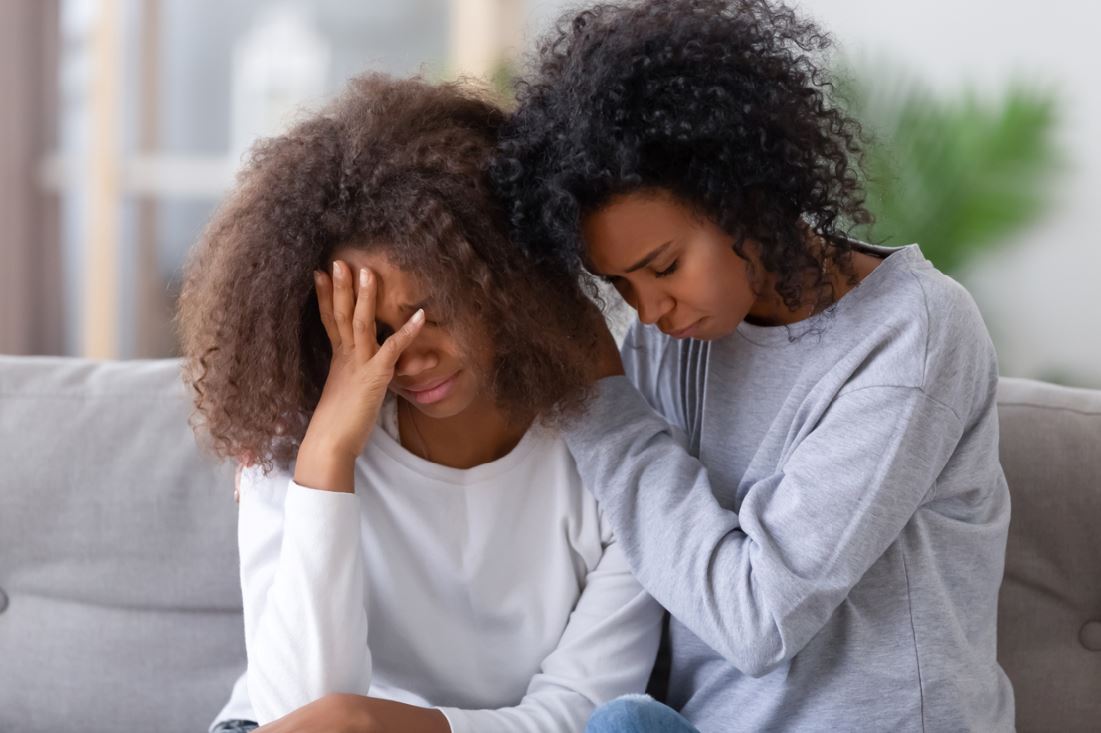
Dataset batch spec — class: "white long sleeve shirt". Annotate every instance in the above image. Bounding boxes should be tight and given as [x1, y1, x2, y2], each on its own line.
[211, 406, 662, 732]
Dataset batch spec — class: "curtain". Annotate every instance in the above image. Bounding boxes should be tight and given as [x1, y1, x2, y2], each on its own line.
[0, 0, 62, 355]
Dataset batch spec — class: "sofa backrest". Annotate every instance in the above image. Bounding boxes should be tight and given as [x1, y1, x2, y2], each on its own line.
[1, 356, 1099, 732]
[0, 356, 242, 733]
[995, 377, 1101, 732]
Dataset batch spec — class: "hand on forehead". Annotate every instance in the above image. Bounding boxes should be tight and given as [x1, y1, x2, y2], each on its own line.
[329, 248, 434, 326]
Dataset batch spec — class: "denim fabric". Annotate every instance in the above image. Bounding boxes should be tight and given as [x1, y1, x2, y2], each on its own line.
[586, 695, 701, 733]
[211, 721, 258, 733]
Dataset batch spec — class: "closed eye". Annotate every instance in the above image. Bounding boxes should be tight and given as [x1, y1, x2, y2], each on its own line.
[376, 318, 441, 344]
[654, 260, 679, 278]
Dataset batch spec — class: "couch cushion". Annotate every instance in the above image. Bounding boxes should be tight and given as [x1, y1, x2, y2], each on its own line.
[0, 356, 243, 733]
[996, 377, 1101, 732]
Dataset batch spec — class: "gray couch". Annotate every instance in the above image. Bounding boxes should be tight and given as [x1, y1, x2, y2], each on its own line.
[1, 356, 1098, 732]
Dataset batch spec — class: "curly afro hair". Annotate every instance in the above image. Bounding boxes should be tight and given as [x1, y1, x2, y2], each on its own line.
[492, 0, 873, 311]
[176, 73, 601, 473]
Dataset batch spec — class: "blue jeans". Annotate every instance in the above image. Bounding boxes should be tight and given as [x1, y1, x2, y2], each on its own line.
[211, 721, 257, 732]
[586, 695, 701, 733]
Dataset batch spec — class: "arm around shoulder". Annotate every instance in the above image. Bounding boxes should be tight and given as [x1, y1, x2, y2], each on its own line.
[564, 377, 963, 676]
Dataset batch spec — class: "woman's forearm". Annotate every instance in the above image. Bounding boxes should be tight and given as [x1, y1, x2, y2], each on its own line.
[294, 433, 357, 493]
[240, 470, 372, 722]
[357, 697, 450, 733]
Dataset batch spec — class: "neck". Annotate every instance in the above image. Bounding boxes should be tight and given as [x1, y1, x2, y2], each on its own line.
[744, 238, 882, 327]
[745, 267, 832, 327]
[398, 396, 532, 470]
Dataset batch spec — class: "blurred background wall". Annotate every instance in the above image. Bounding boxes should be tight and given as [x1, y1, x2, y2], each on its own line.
[1, 0, 1097, 387]
[795, 0, 1101, 388]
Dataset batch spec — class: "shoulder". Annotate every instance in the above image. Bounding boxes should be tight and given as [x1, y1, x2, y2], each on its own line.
[905, 261, 993, 356]
[528, 426, 595, 505]
[845, 244, 998, 419]
[531, 425, 618, 555]
[847, 244, 993, 356]
[897, 251, 998, 391]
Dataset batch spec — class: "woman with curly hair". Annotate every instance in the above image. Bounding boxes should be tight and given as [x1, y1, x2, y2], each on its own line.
[177, 73, 661, 733]
[492, 1, 1015, 731]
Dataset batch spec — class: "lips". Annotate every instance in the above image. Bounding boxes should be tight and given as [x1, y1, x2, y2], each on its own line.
[400, 374, 454, 394]
[397, 371, 461, 406]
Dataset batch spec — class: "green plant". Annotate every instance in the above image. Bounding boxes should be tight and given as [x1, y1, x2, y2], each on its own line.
[836, 65, 1062, 274]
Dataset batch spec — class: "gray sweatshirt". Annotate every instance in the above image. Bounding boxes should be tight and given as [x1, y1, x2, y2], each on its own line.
[566, 244, 1015, 732]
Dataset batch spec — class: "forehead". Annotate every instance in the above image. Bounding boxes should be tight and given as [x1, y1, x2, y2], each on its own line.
[329, 246, 425, 305]
[581, 192, 696, 272]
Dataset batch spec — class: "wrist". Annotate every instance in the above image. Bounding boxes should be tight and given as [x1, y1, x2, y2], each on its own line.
[294, 436, 357, 493]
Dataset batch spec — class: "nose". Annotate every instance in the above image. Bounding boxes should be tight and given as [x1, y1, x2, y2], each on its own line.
[394, 342, 439, 379]
[634, 286, 674, 326]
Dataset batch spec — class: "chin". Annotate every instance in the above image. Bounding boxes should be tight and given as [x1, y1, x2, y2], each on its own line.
[695, 320, 737, 341]
[409, 398, 466, 420]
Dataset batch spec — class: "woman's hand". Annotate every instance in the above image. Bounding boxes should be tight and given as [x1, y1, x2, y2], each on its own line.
[295, 260, 424, 493]
[254, 694, 449, 733]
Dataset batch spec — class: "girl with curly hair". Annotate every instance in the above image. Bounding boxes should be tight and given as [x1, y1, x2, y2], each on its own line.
[177, 73, 661, 733]
[492, 1, 1015, 731]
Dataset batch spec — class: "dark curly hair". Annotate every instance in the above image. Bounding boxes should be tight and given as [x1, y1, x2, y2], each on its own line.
[177, 73, 600, 473]
[492, 0, 873, 311]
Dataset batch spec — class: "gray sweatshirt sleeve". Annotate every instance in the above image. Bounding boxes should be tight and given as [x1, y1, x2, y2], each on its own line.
[564, 377, 964, 678]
